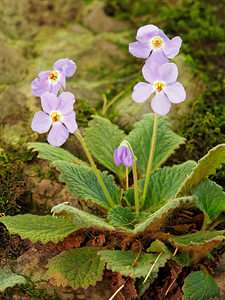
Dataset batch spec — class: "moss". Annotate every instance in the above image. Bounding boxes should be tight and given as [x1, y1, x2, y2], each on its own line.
[75, 98, 96, 127]
[0, 280, 61, 300]
[0, 145, 34, 216]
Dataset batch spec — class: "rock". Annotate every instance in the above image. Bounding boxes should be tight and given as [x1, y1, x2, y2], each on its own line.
[82, 3, 128, 33]
[0, 0, 84, 39]
[0, 41, 27, 85]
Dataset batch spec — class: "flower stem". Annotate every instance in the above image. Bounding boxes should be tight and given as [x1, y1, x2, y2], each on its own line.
[126, 167, 129, 191]
[141, 113, 158, 208]
[132, 160, 139, 217]
[74, 129, 114, 208]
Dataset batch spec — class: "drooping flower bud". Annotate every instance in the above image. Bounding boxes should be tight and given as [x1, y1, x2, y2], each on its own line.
[113, 141, 134, 168]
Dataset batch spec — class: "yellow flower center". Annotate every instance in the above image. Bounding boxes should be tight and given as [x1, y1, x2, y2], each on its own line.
[48, 71, 59, 82]
[154, 81, 165, 93]
[151, 37, 163, 49]
[50, 111, 61, 123]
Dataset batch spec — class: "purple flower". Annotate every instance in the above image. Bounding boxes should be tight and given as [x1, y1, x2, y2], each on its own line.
[114, 145, 134, 168]
[129, 24, 182, 64]
[132, 61, 186, 115]
[31, 59, 76, 97]
[31, 91, 78, 146]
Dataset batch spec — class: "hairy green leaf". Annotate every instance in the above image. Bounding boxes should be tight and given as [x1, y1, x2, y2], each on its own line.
[171, 230, 225, 246]
[170, 230, 225, 262]
[98, 250, 169, 278]
[126, 114, 185, 175]
[133, 196, 196, 234]
[108, 205, 147, 231]
[51, 203, 115, 230]
[147, 240, 165, 253]
[182, 271, 220, 300]
[47, 247, 105, 289]
[194, 179, 225, 224]
[0, 214, 77, 243]
[0, 269, 26, 291]
[27, 142, 85, 166]
[84, 116, 126, 178]
[53, 161, 121, 209]
[177, 144, 225, 196]
[140, 161, 196, 210]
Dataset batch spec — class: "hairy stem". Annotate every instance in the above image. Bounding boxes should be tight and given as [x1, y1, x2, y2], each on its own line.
[74, 129, 114, 208]
[132, 160, 139, 217]
[141, 113, 158, 208]
[126, 167, 129, 191]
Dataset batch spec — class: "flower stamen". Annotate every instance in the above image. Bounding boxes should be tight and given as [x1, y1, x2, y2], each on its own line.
[154, 81, 165, 93]
[50, 111, 61, 123]
[151, 36, 163, 49]
[48, 71, 59, 82]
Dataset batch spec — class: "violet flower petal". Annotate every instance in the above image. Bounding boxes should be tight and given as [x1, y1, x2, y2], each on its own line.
[58, 92, 75, 115]
[38, 71, 51, 79]
[146, 49, 169, 65]
[31, 77, 50, 97]
[50, 80, 63, 95]
[158, 63, 178, 84]
[113, 146, 134, 167]
[122, 147, 134, 168]
[113, 148, 122, 166]
[132, 82, 154, 103]
[166, 82, 186, 103]
[47, 123, 69, 147]
[41, 92, 60, 114]
[136, 24, 159, 42]
[31, 111, 51, 133]
[129, 41, 152, 58]
[158, 29, 169, 42]
[142, 61, 160, 83]
[62, 111, 78, 133]
[163, 36, 182, 59]
[151, 92, 171, 115]
[53, 59, 76, 77]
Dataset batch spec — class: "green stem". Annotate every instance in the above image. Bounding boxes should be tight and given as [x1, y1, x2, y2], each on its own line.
[74, 129, 114, 208]
[126, 167, 129, 191]
[141, 113, 158, 208]
[102, 91, 124, 116]
[132, 161, 139, 217]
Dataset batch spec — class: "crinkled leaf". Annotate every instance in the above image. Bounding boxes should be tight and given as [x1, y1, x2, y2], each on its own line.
[0, 269, 26, 291]
[140, 161, 196, 210]
[98, 250, 169, 278]
[47, 247, 105, 289]
[84, 116, 126, 178]
[51, 203, 114, 230]
[108, 205, 147, 231]
[124, 187, 142, 208]
[182, 271, 220, 300]
[126, 114, 185, 175]
[171, 230, 225, 247]
[0, 214, 77, 243]
[133, 196, 196, 234]
[27, 142, 85, 166]
[194, 179, 225, 224]
[170, 230, 225, 262]
[53, 161, 121, 210]
[177, 144, 225, 196]
[147, 240, 165, 253]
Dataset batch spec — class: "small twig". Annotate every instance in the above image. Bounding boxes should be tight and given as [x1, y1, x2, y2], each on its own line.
[143, 252, 162, 284]
[173, 246, 178, 257]
[132, 239, 143, 266]
[109, 284, 125, 300]
[165, 278, 176, 296]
